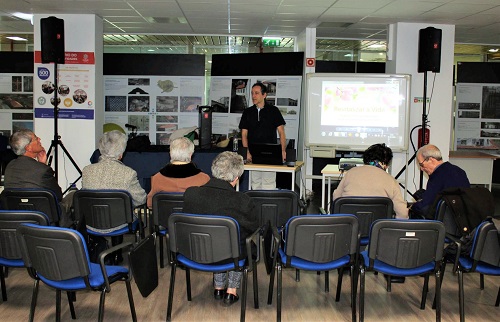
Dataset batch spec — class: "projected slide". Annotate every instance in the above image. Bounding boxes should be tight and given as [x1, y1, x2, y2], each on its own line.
[321, 83, 399, 127]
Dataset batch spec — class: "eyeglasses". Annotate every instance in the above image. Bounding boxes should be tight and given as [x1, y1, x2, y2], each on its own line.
[418, 157, 430, 167]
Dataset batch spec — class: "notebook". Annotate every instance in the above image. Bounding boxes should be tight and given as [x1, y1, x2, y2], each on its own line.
[249, 143, 284, 165]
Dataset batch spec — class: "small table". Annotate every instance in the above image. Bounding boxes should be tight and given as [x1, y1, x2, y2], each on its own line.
[449, 151, 498, 190]
[239, 161, 305, 198]
[321, 164, 343, 213]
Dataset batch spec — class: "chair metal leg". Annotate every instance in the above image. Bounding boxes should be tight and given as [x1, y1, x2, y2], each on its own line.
[186, 268, 192, 301]
[277, 264, 282, 322]
[495, 287, 500, 307]
[435, 269, 441, 322]
[432, 261, 447, 310]
[350, 264, 357, 322]
[458, 269, 465, 322]
[336, 268, 344, 301]
[56, 289, 61, 322]
[126, 280, 137, 322]
[0, 266, 7, 301]
[159, 234, 164, 268]
[359, 266, 365, 322]
[325, 270, 329, 293]
[267, 261, 276, 305]
[252, 261, 259, 309]
[29, 279, 39, 322]
[240, 268, 248, 322]
[98, 289, 106, 322]
[480, 273, 484, 290]
[166, 263, 177, 322]
[66, 291, 76, 319]
[386, 275, 392, 292]
[420, 274, 429, 310]
[295, 268, 300, 282]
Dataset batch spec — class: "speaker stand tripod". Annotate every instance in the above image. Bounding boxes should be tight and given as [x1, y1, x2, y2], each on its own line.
[46, 61, 82, 194]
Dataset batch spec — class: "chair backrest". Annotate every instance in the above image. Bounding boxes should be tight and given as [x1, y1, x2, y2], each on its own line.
[1, 188, 61, 225]
[168, 213, 241, 264]
[0, 210, 49, 261]
[152, 192, 184, 228]
[244, 190, 300, 228]
[332, 196, 394, 240]
[16, 223, 91, 281]
[284, 214, 359, 263]
[73, 190, 134, 230]
[434, 199, 461, 238]
[469, 220, 500, 267]
[367, 219, 445, 269]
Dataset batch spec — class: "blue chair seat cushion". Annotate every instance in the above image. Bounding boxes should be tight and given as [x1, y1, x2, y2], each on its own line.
[177, 254, 245, 272]
[0, 258, 24, 267]
[459, 257, 500, 275]
[38, 262, 129, 290]
[279, 248, 351, 271]
[361, 251, 435, 276]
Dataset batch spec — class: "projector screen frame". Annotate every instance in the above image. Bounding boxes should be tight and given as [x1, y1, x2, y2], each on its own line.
[305, 73, 411, 154]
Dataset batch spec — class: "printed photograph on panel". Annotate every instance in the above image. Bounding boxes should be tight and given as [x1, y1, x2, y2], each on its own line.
[23, 76, 33, 92]
[0, 94, 33, 109]
[156, 96, 178, 112]
[128, 96, 150, 112]
[157, 115, 178, 123]
[265, 98, 275, 106]
[13, 121, 33, 132]
[277, 97, 298, 106]
[157, 123, 178, 132]
[257, 79, 277, 96]
[73, 89, 87, 104]
[128, 78, 150, 86]
[458, 111, 480, 118]
[105, 96, 127, 112]
[482, 86, 500, 119]
[211, 97, 229, 113]
[58, 85, 70, 96]
[157, 79, 177, 93]
[458, 102, 480, 110]
[157, 132, 173, 145]
[12, 113, 33, 120]
[12, 76, 22, 92]
[41, 81, 55, 94]
[481, 122, 500, 130]
[180, 96, 202, 112]
[128, 115, 149, 131]
[230, 79, 249, 113]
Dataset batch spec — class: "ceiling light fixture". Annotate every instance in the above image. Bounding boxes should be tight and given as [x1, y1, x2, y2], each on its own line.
[6, 36, 28, 41]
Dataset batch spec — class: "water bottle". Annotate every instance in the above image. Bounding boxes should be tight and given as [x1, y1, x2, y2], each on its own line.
[233, 137, 238, 152]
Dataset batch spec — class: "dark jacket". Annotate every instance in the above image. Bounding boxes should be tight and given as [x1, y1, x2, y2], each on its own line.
[4, 155, 63, 200]
[183, 178, 259, 242]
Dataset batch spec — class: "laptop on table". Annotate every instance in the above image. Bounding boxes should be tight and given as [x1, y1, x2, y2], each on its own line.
[249, 143, 284, 165]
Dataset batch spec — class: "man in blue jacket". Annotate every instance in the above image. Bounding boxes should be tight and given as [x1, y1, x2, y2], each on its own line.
[412, 144, 470, 218]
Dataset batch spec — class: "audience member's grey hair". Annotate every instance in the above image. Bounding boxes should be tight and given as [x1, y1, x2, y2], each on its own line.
[170, 137, 194, 162]
[10, 129, 33, 156]
[417, 144, 443, 161]
[211, 151, 244, 182]
[99, 130, 127, 160]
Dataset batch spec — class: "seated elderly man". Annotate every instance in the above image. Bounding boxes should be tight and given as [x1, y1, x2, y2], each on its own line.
[411, 144, 470, 218]
[82, 130, 146, 262]
[183, 151, 259, 306]
[3, 129, 74, 227]
[146, 137, 209, 208]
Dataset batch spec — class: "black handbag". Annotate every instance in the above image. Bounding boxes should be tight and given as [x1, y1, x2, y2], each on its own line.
[128, 234, 158, 297]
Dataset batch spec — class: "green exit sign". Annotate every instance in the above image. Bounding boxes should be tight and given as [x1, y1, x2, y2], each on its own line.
[262, 38, 281, 47]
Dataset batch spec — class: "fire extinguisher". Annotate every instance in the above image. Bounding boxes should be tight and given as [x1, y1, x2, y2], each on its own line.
[417, 128, 430, 148]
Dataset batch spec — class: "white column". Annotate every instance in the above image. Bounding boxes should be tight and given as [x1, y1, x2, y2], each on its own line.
[33, 14, 103, 190]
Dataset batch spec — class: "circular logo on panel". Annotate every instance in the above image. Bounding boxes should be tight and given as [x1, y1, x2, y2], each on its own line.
[37, 97, 46, 105]
[64, 98, 73, 107]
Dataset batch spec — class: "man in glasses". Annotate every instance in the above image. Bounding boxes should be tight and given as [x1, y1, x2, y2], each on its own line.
[411, 144, 470, 218]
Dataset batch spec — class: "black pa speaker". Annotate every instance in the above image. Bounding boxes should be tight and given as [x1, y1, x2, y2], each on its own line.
[285, 149, 296, 167]
[418, 27, 442, 73]
[41, 16, 65, 64]
[198, 106, 212, 149]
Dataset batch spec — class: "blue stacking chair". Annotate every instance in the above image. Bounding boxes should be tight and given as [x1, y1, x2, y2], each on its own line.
[267, 214, 360, 322]
[151, 192, 184, 268]
[16, 223, 137, 322]
[454, 219, 500, 322]
[359, 219, 445, 322]
[0, 210, 49, 302]
[166, 213, 261, 322]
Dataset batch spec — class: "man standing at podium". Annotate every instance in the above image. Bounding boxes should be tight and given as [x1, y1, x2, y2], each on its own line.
[239, 82, 286, 189]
